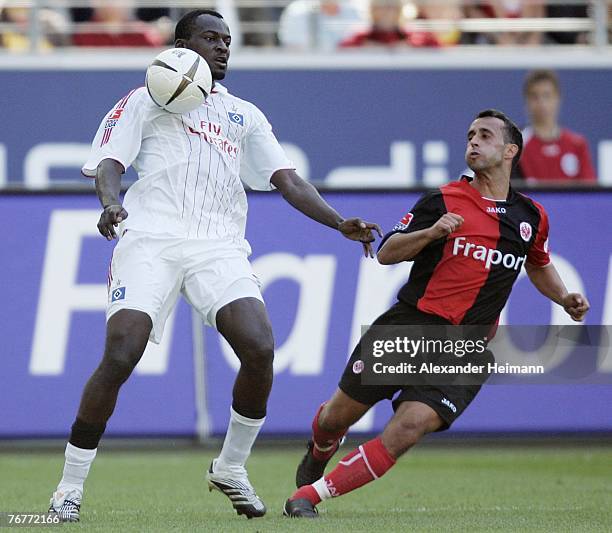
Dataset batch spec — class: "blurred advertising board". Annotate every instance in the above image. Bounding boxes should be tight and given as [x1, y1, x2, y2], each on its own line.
[1, 191, 611, 437]
[1, 68, 612, 188]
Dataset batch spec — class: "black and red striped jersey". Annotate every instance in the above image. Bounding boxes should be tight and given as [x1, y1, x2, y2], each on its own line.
[379, 176, 550, 326]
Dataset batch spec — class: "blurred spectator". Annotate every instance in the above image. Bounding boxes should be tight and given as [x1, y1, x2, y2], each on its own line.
[72, 2, 164, 47]
[516, 70, 596, 182]
[417, 0, 463, 46]
[1, 6, 69, 51]
[608, 2, 612, 44]
[239, 5, 281, 46]
[546, 3, 589, 45]
[279, 0, 367, 50]
[341, 0, 439, 48]
[465, 1, 545, 46]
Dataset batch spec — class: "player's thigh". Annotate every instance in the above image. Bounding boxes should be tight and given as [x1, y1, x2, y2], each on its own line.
[337, 303, 416, 409]
[107, 231, 182, 344]
[381, 400, 443, 458]
[182, 251, 272, 355]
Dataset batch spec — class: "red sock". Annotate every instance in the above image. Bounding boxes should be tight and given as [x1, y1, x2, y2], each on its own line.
[291, 484, 322, 505]
[291, 437, 396, 505]
[311, 403, 347, 461]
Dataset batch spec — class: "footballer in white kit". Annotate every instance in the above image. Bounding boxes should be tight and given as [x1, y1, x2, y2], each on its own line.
[48, 8, 381, 523]
[83, 81, 292, 340]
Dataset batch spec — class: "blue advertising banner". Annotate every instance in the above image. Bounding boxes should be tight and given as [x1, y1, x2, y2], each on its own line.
[1, 68, 611, 188]
[1, 191, 611, 437]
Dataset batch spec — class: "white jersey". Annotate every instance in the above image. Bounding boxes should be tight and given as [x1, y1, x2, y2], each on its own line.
[83, 83, 293, 251]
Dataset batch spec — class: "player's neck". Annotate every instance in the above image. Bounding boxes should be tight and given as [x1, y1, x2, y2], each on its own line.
[471, 171, 510, 201]
[532, 121, 560, 141]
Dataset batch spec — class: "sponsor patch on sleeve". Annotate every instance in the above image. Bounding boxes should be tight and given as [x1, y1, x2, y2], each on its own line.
[393, 212, 414, 231]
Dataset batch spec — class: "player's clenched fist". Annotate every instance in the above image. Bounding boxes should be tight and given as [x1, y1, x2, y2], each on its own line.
[97, 204, 128, 241]
[428, 213, 464, 240]
[562, 293, 590, 322]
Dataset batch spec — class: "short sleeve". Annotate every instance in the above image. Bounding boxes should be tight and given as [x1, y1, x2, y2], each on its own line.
[378, 190, 445, 252]
[527, 201, 551, 267]
[240, 105, 293, 191]
[82, 88, 145, 177]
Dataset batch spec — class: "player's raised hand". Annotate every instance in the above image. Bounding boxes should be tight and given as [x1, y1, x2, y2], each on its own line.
[97, 204, 128, 241]
[338, 218, 383, 258]
[562, 293, 590, 322]
[428, 213, 464, 240]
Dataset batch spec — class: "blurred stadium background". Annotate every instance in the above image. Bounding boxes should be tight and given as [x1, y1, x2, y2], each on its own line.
[1, 1, 611, 529]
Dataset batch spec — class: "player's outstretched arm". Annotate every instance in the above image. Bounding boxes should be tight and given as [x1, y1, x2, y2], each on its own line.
[525, 262, 590, 322]
[95, 158, 128, 241]
[270, 169, 382, 257]
[378, 213, 463, 265]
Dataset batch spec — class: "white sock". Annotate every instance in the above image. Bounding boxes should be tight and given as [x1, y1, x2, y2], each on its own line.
[312, 477, 332, 501]
[214, 407, 265, 475]
[57, 443, 97, 494]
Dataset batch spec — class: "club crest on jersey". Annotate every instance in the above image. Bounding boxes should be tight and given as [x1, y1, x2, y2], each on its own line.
[393, 212, 413, 231]
[111, 287, 126, 302]
[228, 112, 244, 126]
[520, 222, 532, 242]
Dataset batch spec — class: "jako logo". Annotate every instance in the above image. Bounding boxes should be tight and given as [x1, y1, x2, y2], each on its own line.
[452, 237, 526, 271]
[441, 398, 457, 413]
[326, 478, 339, 497]
[486, 206, 506, 214]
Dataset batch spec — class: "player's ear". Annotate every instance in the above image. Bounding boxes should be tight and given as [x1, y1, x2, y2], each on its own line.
[505, 143, 519, 161]
[175, 39, 186, 48]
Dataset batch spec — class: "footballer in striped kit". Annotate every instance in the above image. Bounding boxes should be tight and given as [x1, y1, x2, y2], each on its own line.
[48, 8, 381, 522]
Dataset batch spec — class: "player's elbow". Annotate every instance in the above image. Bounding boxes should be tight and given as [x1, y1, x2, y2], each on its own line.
[377, 248, 397, 265]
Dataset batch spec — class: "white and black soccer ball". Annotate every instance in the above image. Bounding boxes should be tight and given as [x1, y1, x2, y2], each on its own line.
[145, 48, 212, 114]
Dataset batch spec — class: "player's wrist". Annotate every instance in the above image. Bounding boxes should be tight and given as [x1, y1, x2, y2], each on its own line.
[103, 203, 121, 209]
[423, 227, 438, 241]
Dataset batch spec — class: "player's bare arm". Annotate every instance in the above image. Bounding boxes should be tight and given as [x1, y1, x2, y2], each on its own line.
[270, 169, 382, 257]
[377, 213, 464, 264]
[525, 262, 590, 321]
[94, 158, 128, 241]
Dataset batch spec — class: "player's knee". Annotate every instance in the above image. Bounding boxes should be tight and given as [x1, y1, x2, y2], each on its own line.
[239, 335, 274, 372]
[100, 324, 148, 383]
[96, 355, 135, 386]
[382, 417, 427, 458]
[318, 406, 349, 433]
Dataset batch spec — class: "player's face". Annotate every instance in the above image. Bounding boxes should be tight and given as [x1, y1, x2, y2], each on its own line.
[465, 117, 507, 171]
[526, 81, 560, 124]
[176, 15, 231, 81]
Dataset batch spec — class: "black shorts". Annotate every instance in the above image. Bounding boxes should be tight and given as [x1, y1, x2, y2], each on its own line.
[338, 301, 494, 431]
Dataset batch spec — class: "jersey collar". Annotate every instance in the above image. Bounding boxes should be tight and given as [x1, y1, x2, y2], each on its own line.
[460, 175, 516, 204]
[210, 83, 228, 95]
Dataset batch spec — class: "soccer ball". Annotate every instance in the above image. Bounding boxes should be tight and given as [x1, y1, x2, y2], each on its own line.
[145, 48, 212, 114]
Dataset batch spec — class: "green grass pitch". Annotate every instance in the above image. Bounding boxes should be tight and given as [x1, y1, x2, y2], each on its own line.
[2, 445, 611, 532]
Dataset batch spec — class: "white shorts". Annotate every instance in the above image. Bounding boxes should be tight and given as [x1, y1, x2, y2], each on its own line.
[106, 230, 264, 343]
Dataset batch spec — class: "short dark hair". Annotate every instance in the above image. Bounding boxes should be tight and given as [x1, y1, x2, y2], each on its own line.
[175, 9, 224, 42]
[475, 109, 523, 168]
[523, 69, 560, 96]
